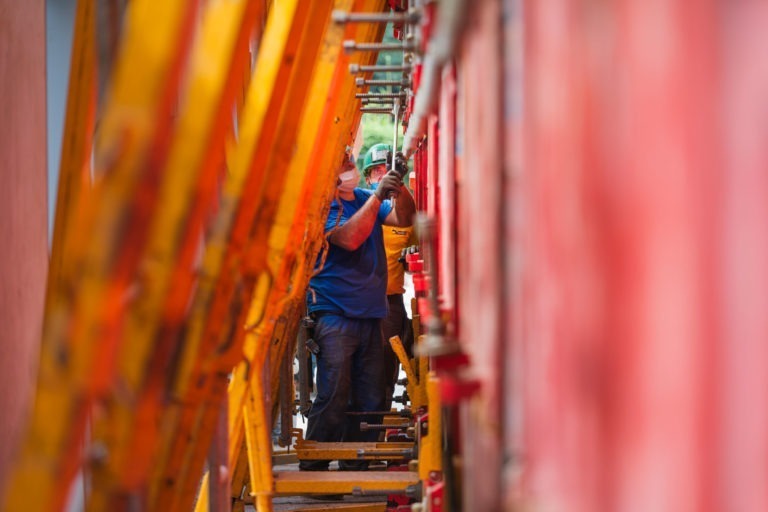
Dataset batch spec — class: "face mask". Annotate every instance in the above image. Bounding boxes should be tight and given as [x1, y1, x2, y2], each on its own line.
[369, 182, 379, 191]
[337, 169, 358, 193]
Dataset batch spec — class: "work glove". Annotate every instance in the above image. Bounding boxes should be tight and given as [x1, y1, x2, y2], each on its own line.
[396, 152, 409, 176]
[387, 151, 409, 178]
[374, 170, 403, 201]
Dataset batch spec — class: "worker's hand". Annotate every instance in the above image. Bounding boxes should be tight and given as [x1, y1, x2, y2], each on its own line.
[374, 171, 403, 201]
[393, 152, 409, 177]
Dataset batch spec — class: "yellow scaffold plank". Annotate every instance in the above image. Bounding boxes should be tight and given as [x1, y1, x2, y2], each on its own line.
[242, 372, 275, 511]
[285, 504, 386, 512]
[295, 441, 414, 460]
[419, 372, 442, 480]
[3, 1, 197, 510]
[274, 471, 420, 495]
[389, 335, 426, 410]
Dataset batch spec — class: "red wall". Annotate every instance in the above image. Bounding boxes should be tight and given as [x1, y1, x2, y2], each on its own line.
[0, 0, 48, 492]
[427, 0, 768, 510]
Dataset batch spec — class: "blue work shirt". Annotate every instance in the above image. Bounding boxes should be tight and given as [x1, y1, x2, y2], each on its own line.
[308, 188, 393, 319]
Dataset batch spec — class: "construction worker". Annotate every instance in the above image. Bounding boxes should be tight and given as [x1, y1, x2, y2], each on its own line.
[362, 143, 418, 409]
[301, 150, 416, 471]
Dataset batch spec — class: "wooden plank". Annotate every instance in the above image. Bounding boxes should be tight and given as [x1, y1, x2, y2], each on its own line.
[274, 471, 419, 495]
[295, 442, 413, 460]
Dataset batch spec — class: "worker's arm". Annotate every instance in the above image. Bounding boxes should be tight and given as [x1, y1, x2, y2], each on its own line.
[384, 183, 416, 227]
[328, 195, 384, 251]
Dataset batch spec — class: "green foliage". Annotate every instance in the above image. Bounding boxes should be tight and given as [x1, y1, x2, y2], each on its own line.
[358, 114, 400, 170]
[371, 27, 404, 88]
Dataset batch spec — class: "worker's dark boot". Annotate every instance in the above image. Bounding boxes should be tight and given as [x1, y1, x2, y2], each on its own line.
[338, 459, 369, 471]
[298, 460, 330, 471]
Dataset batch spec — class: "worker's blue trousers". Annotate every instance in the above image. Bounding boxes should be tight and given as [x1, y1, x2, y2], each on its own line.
[300, 313, 387, 471]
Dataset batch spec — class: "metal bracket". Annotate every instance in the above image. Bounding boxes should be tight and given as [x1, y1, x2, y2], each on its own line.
[349, 63, 412, 74]
[332, 10, 421, 25]
[356, 77, 411, 87]
[361, 106, 398, 114]
[343, 40, 417, 53]
[356, 92, 407, 99]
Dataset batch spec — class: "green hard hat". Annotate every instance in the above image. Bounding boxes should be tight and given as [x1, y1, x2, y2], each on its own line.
[362, 143, 392, 173]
